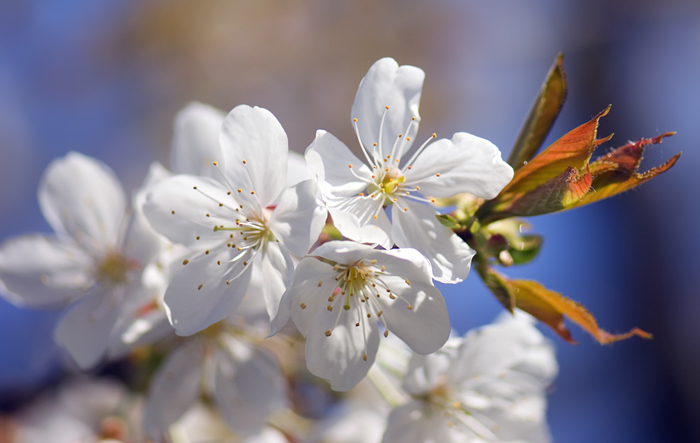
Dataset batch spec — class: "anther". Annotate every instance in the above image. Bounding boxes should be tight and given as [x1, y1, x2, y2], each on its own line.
[318, 280, 323, 287]
[325, 330, 332, 337]
[407, 305, 414, 310]
[243, 261, 248, 266]
[206, 213, 210, 217]
[196, 236, 200, 240]
[171, 210, 175, 214]
[363, 353, 368, 361]
[226, 280, 230, 285]
[436, 173, 441, 177]
[193, 186, 197, 189]
[385, 105, 390, 109]
[348, 164, 353, 168]
[390, 294, 396, 300]
[205, 250, 209, 255]
[353, 118, 358, 122]
[251, 191, 255, 195]
[219, 203, 223, 207]
[407, 137, 411, 141]
[242, 159, 247, 164]
[356, 322, 360, 327]
[377, 310, 383, 317]
[366, 313, 371, 318]
[373, 215, 378, 219]
[238, 188, 242, 193]
[384, 330, 389, 337]
[408, 166, 412, 170]
[300, 303, 307, 309]
[198, 284, 203, 290]
[381, 266, 386, 272]
[405, 279, 411, 285]
[358, 192, 364, 196]
[213, 161, 218, 166]
[416, 186, 420, 190]
[217, 261, 221, 265]
[227, 191, 231, 195]
[327, 305, 333, 311]
[404, 207, 408, 212]
[182, 259, 189, 265]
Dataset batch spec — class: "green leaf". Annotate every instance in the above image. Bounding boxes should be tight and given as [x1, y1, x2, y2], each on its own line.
[435, 213, 460, 229]
[508, 234, 542, 265]
[507, 53, 568, 170]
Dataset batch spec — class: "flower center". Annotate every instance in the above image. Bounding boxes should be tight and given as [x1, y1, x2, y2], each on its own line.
[309, 258, 416, 361]
[213, 210, 274, 253]
[96, 251, 137, 285]
[349, 107, 440, 217]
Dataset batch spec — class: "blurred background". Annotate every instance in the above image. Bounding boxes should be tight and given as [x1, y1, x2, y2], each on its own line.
[0, 0, 698, 441]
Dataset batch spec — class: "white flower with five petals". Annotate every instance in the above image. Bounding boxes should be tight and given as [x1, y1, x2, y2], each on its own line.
[0, 152, 165, 369]
[144, 104, 326, 336]
[274, 240, 450, 391]
[306, 57, 514, 283]
[383, 313, 558, 443]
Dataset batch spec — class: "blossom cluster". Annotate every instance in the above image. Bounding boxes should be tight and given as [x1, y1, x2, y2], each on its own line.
[0, 58, 558, 443]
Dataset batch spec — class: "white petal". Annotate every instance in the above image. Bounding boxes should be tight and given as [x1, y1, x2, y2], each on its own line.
[143, 174, 239, 248]
[286, 150, 311, 187]
[122, 163, 172, 269]
[378, 278, 450, 355]
[164, 249, 253, 336]
[309, 240, 376, 265]
[213, 344, 287, 434]
[143, 340, 204, 437]
[448, 315, 558, 387]
[392, 202, 475, 284]
[0, 235, 92, 307]
[352, 58, 424, 159]
[366, 247, 434, 286]
[259, 242, 294, 325]
[267, 179, 326, 257]
[305, 130, 370, 197]
[406, 132, 514, 199]
[287, 257, 338, 336]
[305, 308, 379, 392]
[327, 205, 392, 249]
[170, 102, 226, 178]
[220, 105, 288, 207]
[402, 338, 462, 395]
[383, 401, 469, 443]
[54, 289, 121, 369]
[38, 152, 126, 248]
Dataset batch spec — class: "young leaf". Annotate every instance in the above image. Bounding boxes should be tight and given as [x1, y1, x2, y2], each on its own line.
[508, 53, 568, 170]
[570, 133, 680, 208]
[476, 264, 650, 344]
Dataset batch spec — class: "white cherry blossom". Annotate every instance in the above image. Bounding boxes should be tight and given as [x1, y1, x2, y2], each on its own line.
[274, 240, 450, 391]
[382, 313, 558, 443]
[306, 57, 514, 283]
[0, 152, 166, 369]
[143, 318, 287, 439]
[143, 104, 326, 336]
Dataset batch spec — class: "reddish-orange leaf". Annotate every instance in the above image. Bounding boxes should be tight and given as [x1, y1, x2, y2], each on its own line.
[571, 133, 680, 208]
[501, 106, 610, 196]
[510, 278, 652, 344]
[489, 166, 592, 219]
